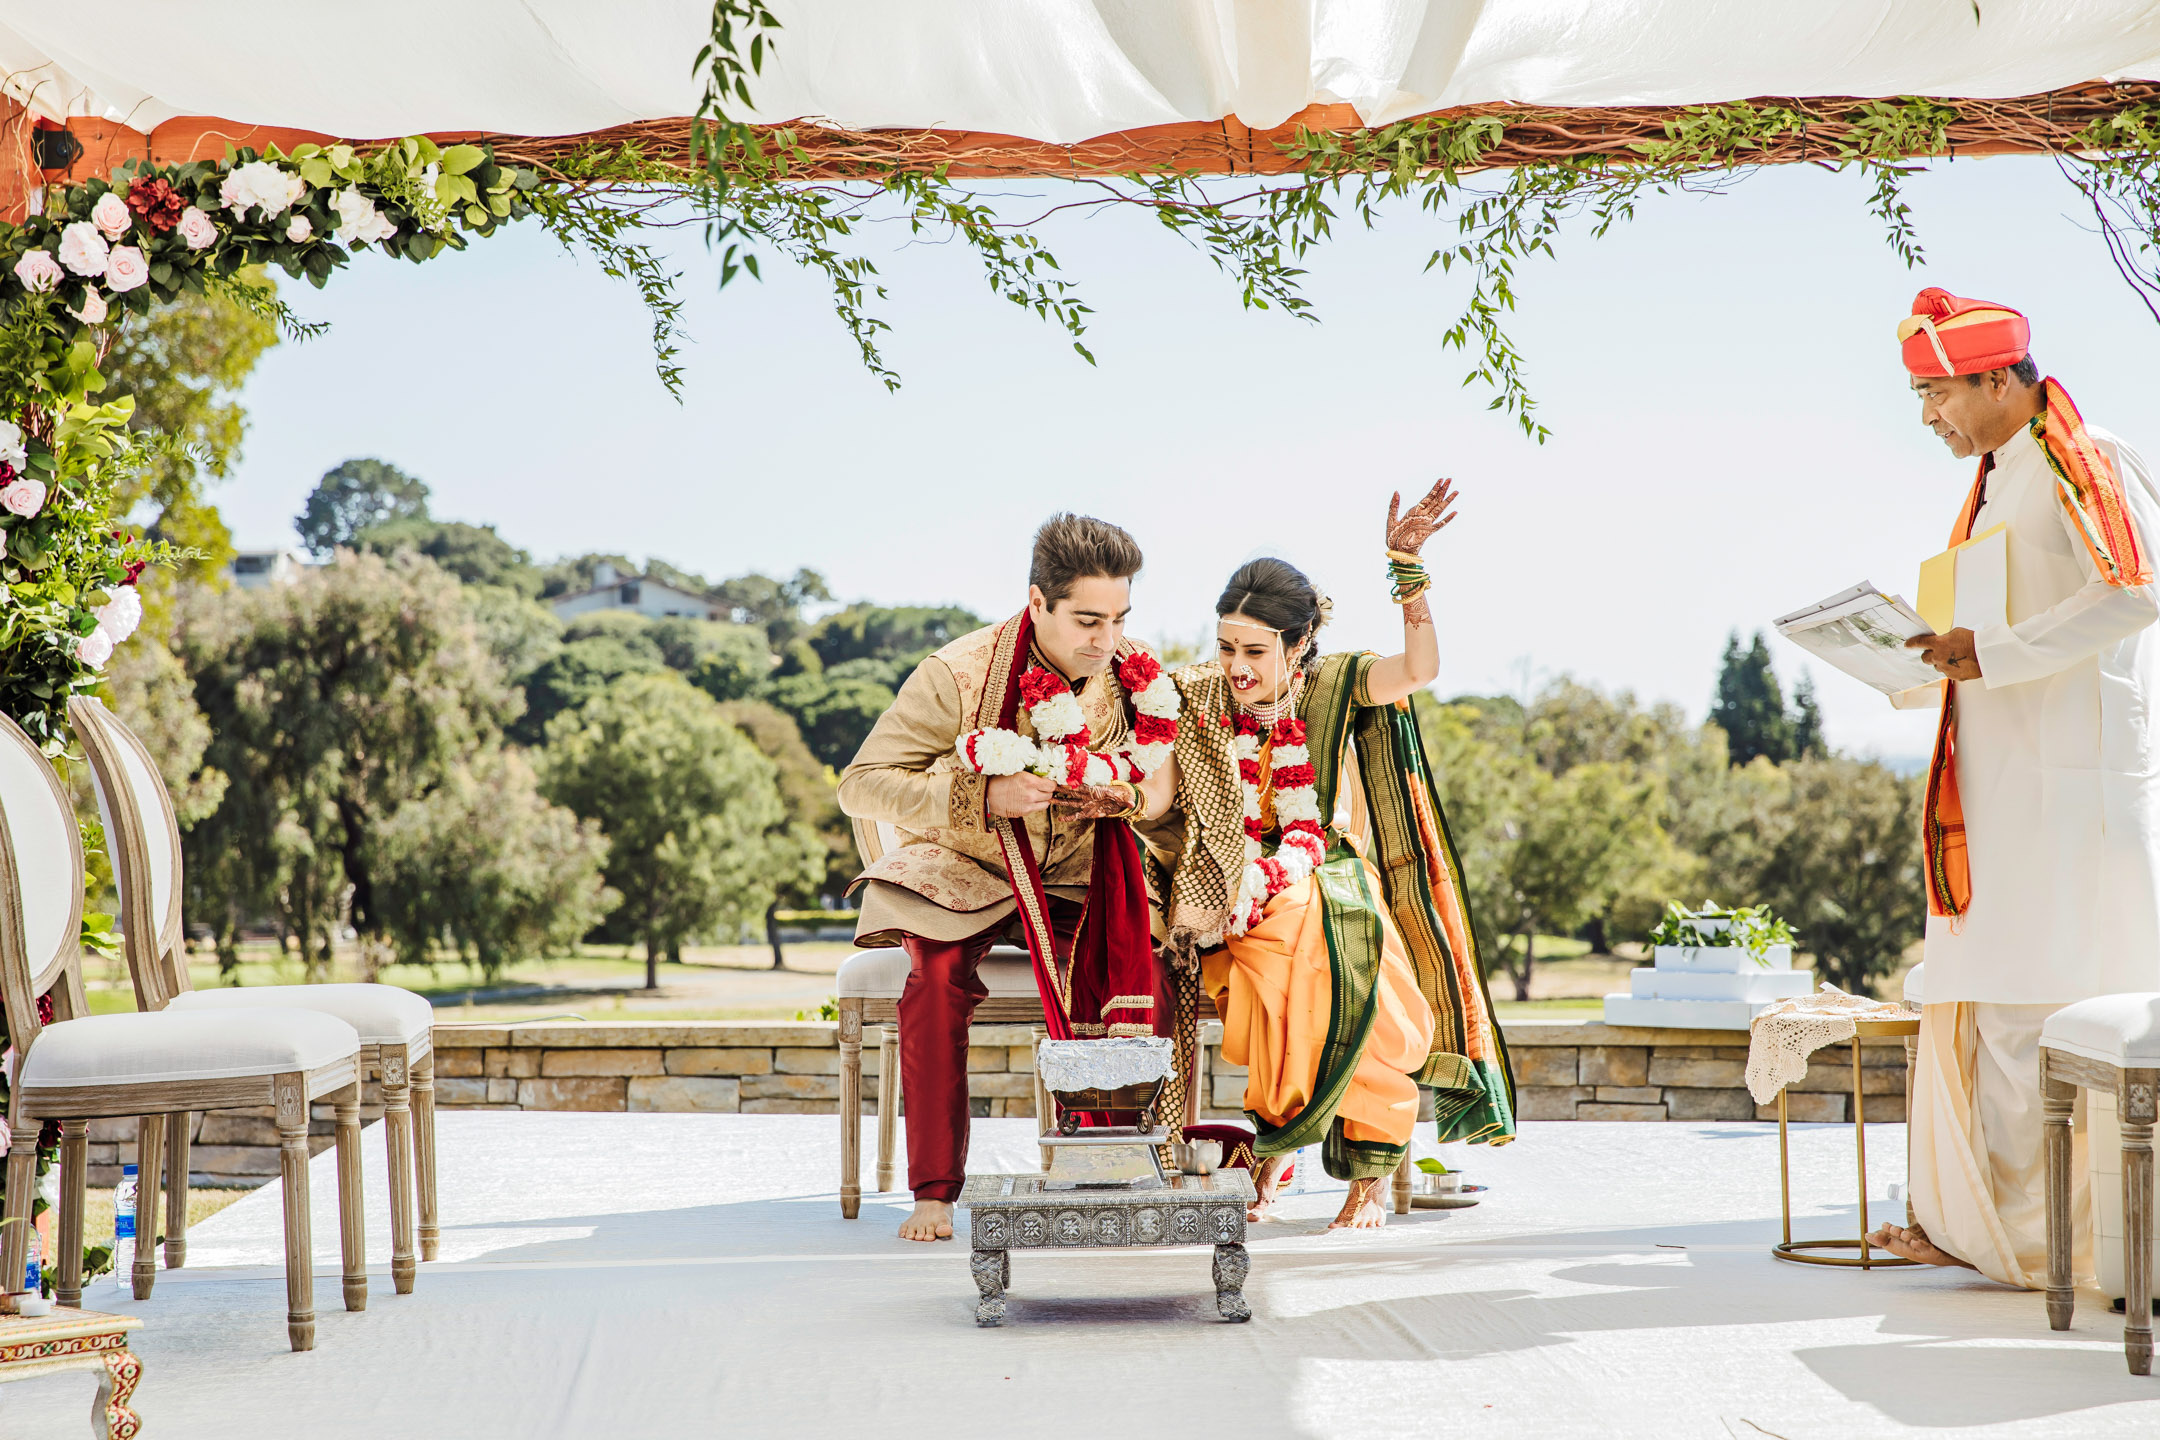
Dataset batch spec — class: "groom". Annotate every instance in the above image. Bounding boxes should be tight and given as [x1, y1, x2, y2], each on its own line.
[839, 513, 1167, 1242]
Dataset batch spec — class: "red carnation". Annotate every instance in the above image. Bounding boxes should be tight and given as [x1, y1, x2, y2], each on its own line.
[1018, 667, 1068, 708]
[1257, 858, 1289, 889]
[1132, 714, 1176, 745]
[1233, 712, 1265, 738]
[1272, 718, 1307, 746]
[122, 559, 147, 585]
[1117, 651, 1161, 691]
[1238, 758, 1262, 785]
[125, 176, 187, 234]
[1272, 763, 1316, 790]
[0, 461, 14, 484]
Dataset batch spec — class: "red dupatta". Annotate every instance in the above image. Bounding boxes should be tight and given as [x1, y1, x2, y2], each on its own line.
[979, 611, 1161, 1039]
[1923, 378, 2153, 917]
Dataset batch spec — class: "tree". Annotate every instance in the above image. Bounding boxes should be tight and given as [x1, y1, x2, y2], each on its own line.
[372, 747, 618, 981]
[463, 585, 563, 682]
[177, 551, 517, 975]
[1756, 756, 1927, 995]
[295, 458, 430, 556]
[538, 552, 638, 599]
[719, 698, 852, 899]
[714, 568, 834, 649]
[100, 268, 280, 583]
[647, 616, 768, 675]
[1790, 672, 1827, 759]
[763, 667, 897, 770]
[358, 517, 538, 594]
[539, 673, 822, 987]
[1711, 630, 1795, 766]
[688, 626, 777, 701]
[806, 603, 981, 670]
[100, 633, 229, 827]
[508, 633, 666, 745]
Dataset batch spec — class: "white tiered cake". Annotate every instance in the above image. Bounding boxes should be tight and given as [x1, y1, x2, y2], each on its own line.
[1602, 940, 1815, 1029]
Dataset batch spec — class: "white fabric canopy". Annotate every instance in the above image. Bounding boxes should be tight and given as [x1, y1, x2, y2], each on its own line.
[7, 2, 2160, 145]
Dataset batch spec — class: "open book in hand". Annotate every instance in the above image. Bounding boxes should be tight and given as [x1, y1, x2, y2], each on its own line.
[1774, 584, 1942, 696]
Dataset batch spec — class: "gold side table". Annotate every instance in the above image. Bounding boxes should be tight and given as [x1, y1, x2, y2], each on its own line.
[0, 1305, 145, 1437]
[1774, 1015, 1921, 1269]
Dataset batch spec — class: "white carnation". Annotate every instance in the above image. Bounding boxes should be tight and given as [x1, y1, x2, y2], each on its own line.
[957, 727, 1041, 777]
[1029, 690, 1086, 741]
[1134, 674, 1179, 717]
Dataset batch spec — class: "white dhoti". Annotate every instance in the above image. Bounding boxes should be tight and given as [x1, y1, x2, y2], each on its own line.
[1909, 1002, 2090, 1288]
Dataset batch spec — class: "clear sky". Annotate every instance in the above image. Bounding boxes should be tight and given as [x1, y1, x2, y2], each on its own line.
[213, 153, 2160, 765]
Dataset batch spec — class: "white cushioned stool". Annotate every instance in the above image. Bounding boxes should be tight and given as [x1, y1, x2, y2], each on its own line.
[2040, 993, 2160, 1375]
[835, 945, 1045, 1217]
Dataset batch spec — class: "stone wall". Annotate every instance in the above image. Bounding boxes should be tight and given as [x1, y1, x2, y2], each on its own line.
[122, 1016, 1911, 1187]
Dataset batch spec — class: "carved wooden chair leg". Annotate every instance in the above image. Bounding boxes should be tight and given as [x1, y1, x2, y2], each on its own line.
[381, 1045, 417, 1294]
[1033, 1024, 1051, 1171]
[2124, 1104, 2155, 1377]
[163, 1110, 191, 1268]
[839, 999, 863, 1219]
[334, 1081, 367, 1312]
[276, 1072, 318, 1351]
[876, 1024, 900, 1194]
[2042, 1060, 2076, 1332]
[57, 1119, 86, 1308]
[131, 1115, 163, 1301]
[0, 1145, 33, 1305]
[412, 1049, 439, 1261]
[1392, 1152, 1413, 1215]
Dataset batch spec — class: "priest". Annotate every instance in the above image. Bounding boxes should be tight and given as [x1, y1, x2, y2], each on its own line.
[1870, 289, 2160, 1283]
[837, 514, 1181, 1243]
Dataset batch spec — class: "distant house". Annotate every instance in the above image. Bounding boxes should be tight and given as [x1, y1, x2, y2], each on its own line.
[549, 561, 717, 623]
[227, 548, 313, 590]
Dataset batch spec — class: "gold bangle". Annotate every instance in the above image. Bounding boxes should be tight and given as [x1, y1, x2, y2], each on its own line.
[1130, 783, 1153, 823]
[1385, 548, 1423, 566]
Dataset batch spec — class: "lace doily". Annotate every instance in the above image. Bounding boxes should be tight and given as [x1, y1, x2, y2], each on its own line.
[1744, 987, 1914, 1104]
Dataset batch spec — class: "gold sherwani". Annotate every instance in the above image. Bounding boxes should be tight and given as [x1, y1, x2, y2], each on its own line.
[839, 618, 1141, 946]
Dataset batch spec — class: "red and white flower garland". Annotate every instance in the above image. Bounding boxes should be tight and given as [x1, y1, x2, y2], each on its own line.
[1228, 713, 1327, 935]
[956, 650, 1181, 788]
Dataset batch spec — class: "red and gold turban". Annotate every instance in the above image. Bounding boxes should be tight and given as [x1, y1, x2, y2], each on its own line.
[1897, 287, 2030, 377]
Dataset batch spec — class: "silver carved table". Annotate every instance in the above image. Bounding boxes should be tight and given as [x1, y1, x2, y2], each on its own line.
[959, 1169, 1256, 1326]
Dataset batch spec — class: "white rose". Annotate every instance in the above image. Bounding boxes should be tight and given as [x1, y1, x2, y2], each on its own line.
[56, 222, 107, 277]
[93, 587, 143, 644]
[177, 206, 217, 250]
[103, 245, 149, 293]
[12, 249, 62, 293]
[287, 214, 313, 242]
[221, 160, 303, 218]
[90, 191, 131, 239]
[75, 630, 114, 668]
[331, 187, 389, 246]
[0, 419, 26, 469]
[0, 478, 47, 518]
[68, 288, 108, 325]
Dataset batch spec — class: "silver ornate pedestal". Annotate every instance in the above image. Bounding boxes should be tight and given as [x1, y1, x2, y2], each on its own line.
[959, 1169, 1256, 1326]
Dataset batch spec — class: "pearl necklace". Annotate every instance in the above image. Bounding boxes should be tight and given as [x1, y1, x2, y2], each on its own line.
[1231, 672, 1303, 727]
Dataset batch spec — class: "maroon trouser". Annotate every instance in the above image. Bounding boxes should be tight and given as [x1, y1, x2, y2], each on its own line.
[899, 898, 1083, 1203]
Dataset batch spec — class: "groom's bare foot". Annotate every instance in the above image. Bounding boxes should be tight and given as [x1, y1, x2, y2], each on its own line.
[1248, 1156, 1287, 1222]
[1329, 1177, 1388, 1230]
[1864, 1221, 1972, 1268]
[898, 1200, 954, 1242]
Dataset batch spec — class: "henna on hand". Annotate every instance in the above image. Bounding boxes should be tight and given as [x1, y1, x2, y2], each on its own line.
[1053, 782, 1134, 821]
[1402, 595, 1433, 629]
[1385, 477, 1459, 557]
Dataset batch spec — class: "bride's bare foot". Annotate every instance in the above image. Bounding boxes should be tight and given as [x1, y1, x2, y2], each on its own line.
[1329, 1176, 1388, 1230]
[1864, 1221, 1972, 1268]
[1247, 1156, 1288, 1222]
[898, 1200, 954, 1242]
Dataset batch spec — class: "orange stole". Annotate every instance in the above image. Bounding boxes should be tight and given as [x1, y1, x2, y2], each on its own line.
[1202, 866, 1436, 1147]
[1922, 378, 2153, 917]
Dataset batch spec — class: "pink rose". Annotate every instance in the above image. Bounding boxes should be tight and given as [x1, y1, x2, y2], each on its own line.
[90, 191, 131, 240]
[0, 478, 46, 518]
[56, 222, 107, 277]
[103, 246, 149, 293]
[75, 630, 114, 669]
[12, 249, 61, 293]
[177, 206, 217, 251]
[68, 289, 107, 325]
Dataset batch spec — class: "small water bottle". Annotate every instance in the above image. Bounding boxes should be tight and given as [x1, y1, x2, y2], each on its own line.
[1285, 1145, 1314, 1195]
[113, 1164, 137, 1287]
[22, 1223, 40, 1296]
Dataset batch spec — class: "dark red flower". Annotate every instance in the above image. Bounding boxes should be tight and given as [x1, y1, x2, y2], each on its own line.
[1233, 712, 1265, 738]
[1131, 713, 1176, 745]
[1271, 763, 1316, 790]
[0, 461, 14, 484]
[1238, 758, 1262, 785]
[1116, 651, 1161, 691]
[125, 176, 187, 234]
[1017, 666, 1068, 708]
[122, 559, 147, 585]
[1272, 718, 1307, 746]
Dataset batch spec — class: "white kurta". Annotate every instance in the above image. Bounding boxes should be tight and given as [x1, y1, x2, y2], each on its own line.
[1916, 420, 2160, 1004]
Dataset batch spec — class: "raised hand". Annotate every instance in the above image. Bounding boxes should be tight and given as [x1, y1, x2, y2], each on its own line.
[1386, 478, 1459, 557]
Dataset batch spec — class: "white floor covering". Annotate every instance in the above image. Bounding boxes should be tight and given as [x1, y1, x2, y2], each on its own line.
[1, 1114, 2156, 1438]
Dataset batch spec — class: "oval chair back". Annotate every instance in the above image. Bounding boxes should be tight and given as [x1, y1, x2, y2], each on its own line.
[0, 710, 86, 1063]
[68, 697, 188, 1010]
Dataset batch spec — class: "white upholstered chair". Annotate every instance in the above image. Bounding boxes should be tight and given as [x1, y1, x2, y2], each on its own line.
[2040, 994, 2160, 1376]
[68, 697, 440, 1291]
[0, 710, 365, 1351]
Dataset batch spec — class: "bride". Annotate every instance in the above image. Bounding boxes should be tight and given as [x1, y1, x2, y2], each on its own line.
[1145, 480, 1517, 1227]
